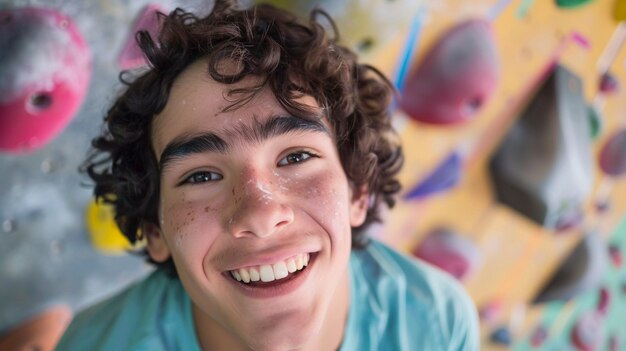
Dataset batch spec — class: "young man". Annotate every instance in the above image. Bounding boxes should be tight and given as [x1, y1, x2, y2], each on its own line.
[58, 1, 479, 350]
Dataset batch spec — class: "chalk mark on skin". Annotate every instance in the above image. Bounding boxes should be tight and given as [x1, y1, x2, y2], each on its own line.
[256, 180, 273, 204]
[274, 170, 293, 191]
[175, 235, 182, 248]
[175, 230, 187, 248]
[244, 179, 274, 204]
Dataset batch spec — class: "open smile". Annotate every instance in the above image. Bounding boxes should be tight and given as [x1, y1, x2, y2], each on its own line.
[229, 252, 310, 283]
[223, 252, 318, 298]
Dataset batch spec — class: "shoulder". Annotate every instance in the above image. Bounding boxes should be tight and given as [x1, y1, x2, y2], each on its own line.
[56, 270, 178, 351]
[350, 240, 480, 351]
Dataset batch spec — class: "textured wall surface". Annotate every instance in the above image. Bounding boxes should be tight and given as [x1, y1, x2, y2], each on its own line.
[0, 0, 220, 333]
[2, 1, 626, 350]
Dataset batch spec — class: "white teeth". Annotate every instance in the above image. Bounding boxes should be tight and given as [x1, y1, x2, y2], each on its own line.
[296, 255, 304, 270]
[273, 261, 289, 279]
[249, 267, 260, 282]
[230, 253, 312, 284]
[286, 259, 297, 273]
[239, 268, 250, 283]
[260, 265, 275, 282]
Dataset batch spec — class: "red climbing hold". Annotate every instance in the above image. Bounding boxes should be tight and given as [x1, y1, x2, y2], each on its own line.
[400, 19, 499, 125]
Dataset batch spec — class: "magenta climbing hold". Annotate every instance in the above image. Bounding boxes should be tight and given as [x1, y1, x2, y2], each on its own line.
[599, 129, 626, 176]
[596, 287, 611, 315]
[400, 19, 499, 124]
[570, 310, 605, 351]
[0, 7, 91, 153]
[608, 245, 623, 268]
[599, 72, 619, 95]
[412, 227, 481, 281]
[118, 4, 166, 70]
[571, 287, 611, 351]
[530, 325, 548, 348]
[479, 299, 504, 323]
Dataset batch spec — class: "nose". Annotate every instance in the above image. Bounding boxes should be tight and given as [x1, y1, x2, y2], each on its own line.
[226, 169, 294, 238]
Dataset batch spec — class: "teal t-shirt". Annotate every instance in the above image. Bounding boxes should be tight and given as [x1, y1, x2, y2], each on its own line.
[57, 240, 479, 350]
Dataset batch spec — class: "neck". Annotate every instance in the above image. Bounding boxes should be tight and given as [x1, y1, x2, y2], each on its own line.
[192, 269, 351, 351]
[310, 270, 350, 351]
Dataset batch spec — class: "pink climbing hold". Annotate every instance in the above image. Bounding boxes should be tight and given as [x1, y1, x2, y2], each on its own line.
[570, 310, 605, 351]
[118, 4, 166, 70]
[479, 299, 504, 323]
[412, 227, 481, 281]
[530, 325, 548, 348]
[608, 245, 623, 268]
[0, 7, 91, 153]
[599, 129, 626, 176]
[571, 287, 611, 351]
[400, 19, 499, 124]
[596, 287, 611, 316]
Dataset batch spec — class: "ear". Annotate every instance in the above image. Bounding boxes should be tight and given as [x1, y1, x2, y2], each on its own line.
[141, 222, 171, 263]
[349, 186, 369, 227]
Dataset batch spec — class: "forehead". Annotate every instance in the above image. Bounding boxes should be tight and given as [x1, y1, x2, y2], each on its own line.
[151, 59, 321, 159]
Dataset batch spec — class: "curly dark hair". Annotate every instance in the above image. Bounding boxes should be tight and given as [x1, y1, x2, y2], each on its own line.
[83, 0, 403, 274]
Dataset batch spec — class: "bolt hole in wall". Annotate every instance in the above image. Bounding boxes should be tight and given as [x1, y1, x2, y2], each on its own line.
[28, 92, 53, 112]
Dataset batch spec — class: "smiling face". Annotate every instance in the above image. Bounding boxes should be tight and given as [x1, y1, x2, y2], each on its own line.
[146, 59, 368, 351]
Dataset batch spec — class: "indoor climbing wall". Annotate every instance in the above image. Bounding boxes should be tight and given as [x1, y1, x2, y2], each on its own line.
[368, 0, 626, 350]
[1, 0, 626, 350]
[0, 0, 217, 346]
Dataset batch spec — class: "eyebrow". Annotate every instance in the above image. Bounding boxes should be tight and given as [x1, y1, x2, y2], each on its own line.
[159, 115, 328, 172]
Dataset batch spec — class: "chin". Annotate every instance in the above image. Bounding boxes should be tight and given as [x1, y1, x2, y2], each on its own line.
[243, 314, 322, 351]
[246, 335, 309, 351]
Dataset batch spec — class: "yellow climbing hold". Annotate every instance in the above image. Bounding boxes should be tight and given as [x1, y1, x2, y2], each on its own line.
[85, 197, 132, 254]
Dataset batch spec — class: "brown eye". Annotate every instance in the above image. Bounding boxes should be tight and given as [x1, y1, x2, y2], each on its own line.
[278, 151, 315, 166]
[184, 171, 222, 184]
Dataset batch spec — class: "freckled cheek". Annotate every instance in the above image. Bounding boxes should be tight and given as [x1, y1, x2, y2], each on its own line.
[287, 174, 351, 232]
[160, 197, 221, 254]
